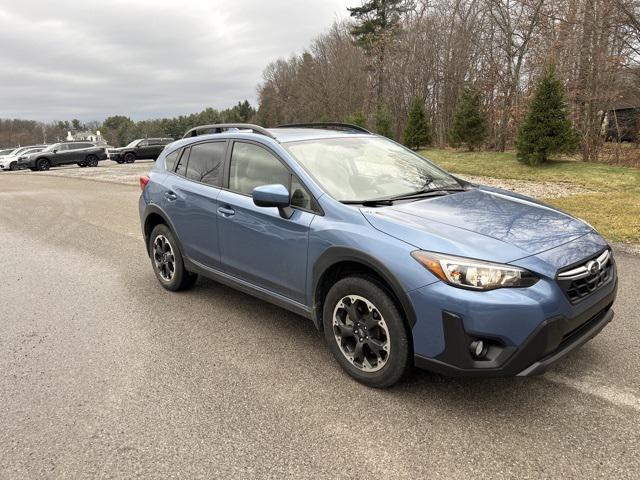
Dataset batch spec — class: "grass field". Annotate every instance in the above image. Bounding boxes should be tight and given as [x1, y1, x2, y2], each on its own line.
[419, 148, 640, 244]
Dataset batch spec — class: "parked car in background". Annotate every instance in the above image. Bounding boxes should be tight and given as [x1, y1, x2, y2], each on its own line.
[0, 148, 17, 156]
[139, 123, 617, 388]
[0, 146, 47, 171]
[109, 138, 173, 164]
[0, 145, 48, 171]
[19, 142, 107, 171]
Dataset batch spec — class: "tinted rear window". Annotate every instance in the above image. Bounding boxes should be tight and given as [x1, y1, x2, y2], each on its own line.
[185, 142, 226, 186]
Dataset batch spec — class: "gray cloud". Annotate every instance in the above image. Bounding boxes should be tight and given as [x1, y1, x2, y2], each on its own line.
[0, 0, 353, 121]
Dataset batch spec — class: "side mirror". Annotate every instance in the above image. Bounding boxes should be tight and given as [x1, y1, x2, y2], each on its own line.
[252, 184, 293, 218]
[53, 149, 58, 154]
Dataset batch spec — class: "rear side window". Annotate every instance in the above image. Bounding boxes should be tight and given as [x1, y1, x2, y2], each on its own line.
[229, 142, 289, 195]
[164, 149, 180, 171]
[185, 142, 226, 186]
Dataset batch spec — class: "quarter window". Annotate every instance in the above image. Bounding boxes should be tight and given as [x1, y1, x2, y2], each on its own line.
[175, 149, 188, 176]
[229, 142, 290, 195]
[290, 176, 312, 210]
[185, 142, 226, 186]
[164, 149, 180, 172]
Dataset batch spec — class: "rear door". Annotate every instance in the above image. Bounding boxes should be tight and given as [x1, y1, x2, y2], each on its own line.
[161, 140, 227, 269]
[147, 139, 167, 159]
[216, 140, 316, 304]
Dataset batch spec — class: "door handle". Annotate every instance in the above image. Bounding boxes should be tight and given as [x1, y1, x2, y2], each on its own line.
[165, 191, 177, 201]
[217, 206, 235, 217]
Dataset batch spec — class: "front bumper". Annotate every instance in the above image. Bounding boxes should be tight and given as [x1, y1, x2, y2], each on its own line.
[411, 262, 617, 377]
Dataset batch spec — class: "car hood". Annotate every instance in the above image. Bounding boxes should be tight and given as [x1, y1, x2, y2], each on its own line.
[361, 188, 593, 263]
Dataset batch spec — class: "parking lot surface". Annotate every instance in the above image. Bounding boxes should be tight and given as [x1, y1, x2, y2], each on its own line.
[1, 167, 639, 479]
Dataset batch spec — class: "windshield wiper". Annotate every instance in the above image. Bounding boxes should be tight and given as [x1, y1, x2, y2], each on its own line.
[341, 199, 394, 207]
[388, 187, 466, 202]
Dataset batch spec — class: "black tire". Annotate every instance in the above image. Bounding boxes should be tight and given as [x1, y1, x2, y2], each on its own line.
[149, 224, 197, 291]
[36, 158, 51, 171]
[9, 162, 18, 171]
[86, 155, 99, 167]
[323, 276, 411, 388]
[124, 152, 136, 163]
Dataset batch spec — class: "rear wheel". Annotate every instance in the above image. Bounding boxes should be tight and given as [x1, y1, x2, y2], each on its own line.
[323, 276, 411, 388]
[36, 158, 51, 171]
[149, 224, 197, 291]
[124, 152, 136, 163]
[86, 155, 99, 167]
[9, 162, 18, 171]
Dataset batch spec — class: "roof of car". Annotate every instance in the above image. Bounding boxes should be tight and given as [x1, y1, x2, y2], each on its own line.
[267, 127, 372, 143]
[181, 123, 373, 144]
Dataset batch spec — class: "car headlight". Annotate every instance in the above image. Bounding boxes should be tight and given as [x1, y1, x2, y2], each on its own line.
[411, 251, 539, 291]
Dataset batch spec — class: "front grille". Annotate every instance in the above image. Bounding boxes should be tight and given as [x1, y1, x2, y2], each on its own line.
[557, 249, 613, 304]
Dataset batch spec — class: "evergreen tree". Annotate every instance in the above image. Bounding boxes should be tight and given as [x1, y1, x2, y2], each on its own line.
[374, 105, 392, 138]
[348, 1, 411, 106]
[516, 66, 579, 165]
[403, 97, 431, 149]
[345, 111, 367, 128]
[449, 86, 486, 151]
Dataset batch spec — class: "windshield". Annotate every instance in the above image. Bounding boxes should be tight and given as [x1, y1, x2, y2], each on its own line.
[125, 139, 140, 148]
[284, 136, 461, 202]
[0, 149, 14, 156]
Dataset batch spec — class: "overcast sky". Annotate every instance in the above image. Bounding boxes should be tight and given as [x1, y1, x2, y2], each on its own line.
[0, 0, 353, 122]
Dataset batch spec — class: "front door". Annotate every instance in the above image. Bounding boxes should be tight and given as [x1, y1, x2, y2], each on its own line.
[217, 141, 315, 304]
[51, 144, 71, 165]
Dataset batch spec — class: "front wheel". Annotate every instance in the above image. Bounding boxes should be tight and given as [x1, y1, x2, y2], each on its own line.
[149, 224, 197, 291]
[323, 276, 411, 388]
[86, 155, 99, 167]
[36, 158, 51, 171]
[9, 162, 18, 171]
[124, 152, 135, 163]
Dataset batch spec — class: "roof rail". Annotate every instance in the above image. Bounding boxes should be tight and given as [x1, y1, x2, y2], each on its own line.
[274, 122, 372, 134]
[182, 123, 277, 140]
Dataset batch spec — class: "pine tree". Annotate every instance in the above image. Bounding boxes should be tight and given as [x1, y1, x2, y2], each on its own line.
[374, 105, 392, 138]
[403, 97, 431, 149]
[449, 86, 486, 151]
[516, 66, 579, 166]
[348, 0, 411, 106]
[345, 111, 367, 128]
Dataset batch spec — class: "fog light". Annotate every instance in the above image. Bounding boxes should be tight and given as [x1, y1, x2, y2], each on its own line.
[469, 340, 488, 359]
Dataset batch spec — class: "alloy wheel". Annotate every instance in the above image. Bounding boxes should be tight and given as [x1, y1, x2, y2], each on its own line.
[332, 295, 390, 372]
[153, 234, 175, 282]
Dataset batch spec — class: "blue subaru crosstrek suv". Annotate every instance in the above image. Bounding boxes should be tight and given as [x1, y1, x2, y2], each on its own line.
[139, 122, 617, 387]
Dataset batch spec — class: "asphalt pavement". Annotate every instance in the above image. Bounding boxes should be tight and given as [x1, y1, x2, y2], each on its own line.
[1, 166, 639, 479]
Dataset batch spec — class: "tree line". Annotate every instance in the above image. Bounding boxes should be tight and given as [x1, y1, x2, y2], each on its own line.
[0, 101, 255, 148]
[256, 0, 640, 162]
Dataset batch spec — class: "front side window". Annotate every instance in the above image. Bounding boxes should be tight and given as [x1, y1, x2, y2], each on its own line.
[229, 142, 290, 195]
[284, 137, 461, 202]
[185, 141, 226, 186]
